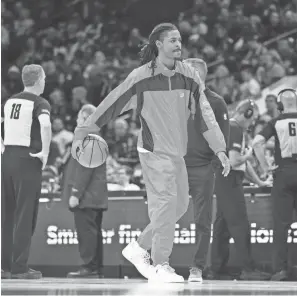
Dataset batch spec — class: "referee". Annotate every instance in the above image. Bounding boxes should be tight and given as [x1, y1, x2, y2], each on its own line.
[253, 88, 297, 281]
[1, 64, 51, 279]
[184, 58, 230, 282]
[208, 99, 272, 281]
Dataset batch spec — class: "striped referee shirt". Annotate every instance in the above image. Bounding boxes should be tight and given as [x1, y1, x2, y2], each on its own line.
[2, 92, 51, 154]
[259, 113, 297, 164]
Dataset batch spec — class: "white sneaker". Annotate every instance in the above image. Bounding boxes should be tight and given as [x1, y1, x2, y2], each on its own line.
[149, 263, 184, 283]
[122, 240, 155, 279]
[188, 267, 203, 283]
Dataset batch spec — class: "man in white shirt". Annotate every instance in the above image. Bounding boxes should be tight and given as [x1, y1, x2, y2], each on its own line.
[240, 65, 261, 99]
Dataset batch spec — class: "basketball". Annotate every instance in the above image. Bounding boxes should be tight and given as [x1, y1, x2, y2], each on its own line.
[76, 134, 109, 168]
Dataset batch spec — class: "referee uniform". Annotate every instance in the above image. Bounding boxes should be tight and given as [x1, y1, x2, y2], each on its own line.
[257, 113, 297, 278]
[210, 119, 253, 275]
[1, 92, 51, 277]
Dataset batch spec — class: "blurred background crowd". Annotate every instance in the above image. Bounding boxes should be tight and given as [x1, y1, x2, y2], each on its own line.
[2, 0, 297, 192]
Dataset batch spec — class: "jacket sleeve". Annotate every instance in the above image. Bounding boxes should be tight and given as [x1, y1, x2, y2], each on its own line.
[67, 157, 94, 200]
[74, 69, 139, 142]
[214, 98, 230, 148]
[197, 92, 226, 154]
[190, 68, 226, 154]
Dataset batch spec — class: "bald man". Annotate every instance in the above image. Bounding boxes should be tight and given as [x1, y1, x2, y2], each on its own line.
[184, 59, 230, 282]
[253, 88, 297, 281]
[65, 104, 108, 278]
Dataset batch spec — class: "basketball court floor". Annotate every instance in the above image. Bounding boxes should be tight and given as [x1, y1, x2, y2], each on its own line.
[1, 278, 297, 295]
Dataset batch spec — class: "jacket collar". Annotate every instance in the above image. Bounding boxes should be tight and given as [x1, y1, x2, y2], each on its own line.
[153, 57, 178, 77]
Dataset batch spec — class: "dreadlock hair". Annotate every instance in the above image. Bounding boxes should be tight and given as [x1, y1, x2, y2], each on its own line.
[139, 23, 178, 76]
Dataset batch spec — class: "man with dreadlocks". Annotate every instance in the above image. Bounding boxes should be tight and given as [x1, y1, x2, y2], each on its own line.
[72, 23, 228, 283]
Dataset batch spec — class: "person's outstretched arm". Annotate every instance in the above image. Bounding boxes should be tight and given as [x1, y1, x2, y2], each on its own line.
[72, 69, 141, 158]
[74, 69, 140, 142]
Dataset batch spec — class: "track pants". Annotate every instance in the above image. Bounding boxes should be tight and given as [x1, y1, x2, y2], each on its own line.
[73, 209, 104, 272]
[1, 147, 42, 274]
[187, 164, 215, 270]
[271, 162, 297, 272]
[137, 152, 190, 265]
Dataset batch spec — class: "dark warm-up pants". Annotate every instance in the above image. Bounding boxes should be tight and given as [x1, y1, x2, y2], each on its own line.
[74, 208, 104, 271]
[1, 147, 42, 274]
[187, 164, 215, 270]
[271, 162, 297, 272]
[137, 152, 190, 265]
[210, 170, 253, 272]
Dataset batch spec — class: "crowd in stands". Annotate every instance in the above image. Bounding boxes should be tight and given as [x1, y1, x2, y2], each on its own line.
[2, 0, 297, 192]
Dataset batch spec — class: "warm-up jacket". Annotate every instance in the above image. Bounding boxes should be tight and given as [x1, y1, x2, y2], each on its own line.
[74, 59, 226, 158]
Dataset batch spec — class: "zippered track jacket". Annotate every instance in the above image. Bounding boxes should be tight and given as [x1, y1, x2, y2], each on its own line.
[74, 59, 226, 158]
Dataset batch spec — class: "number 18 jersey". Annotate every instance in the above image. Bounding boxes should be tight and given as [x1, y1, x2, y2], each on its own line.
[259, 113, 297, 164]
[2, 92, 51, 152]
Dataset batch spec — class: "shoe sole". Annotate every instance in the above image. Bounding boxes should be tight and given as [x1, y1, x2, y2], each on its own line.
[122, 247, 150, 279]
[11, 273, 42, 279]
[149, 277, 185, 283]
[67, 274, 99, 279]
[270, 274, 287, 281]
[188, 278, 203, 283]
[1, 273, 12, 280]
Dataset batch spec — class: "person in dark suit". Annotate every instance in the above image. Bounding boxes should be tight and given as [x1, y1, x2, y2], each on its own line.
[184, 58, 230, 282]
[64, 104, 108, 278]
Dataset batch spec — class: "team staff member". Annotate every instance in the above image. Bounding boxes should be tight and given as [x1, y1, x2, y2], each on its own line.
[253, 88, 297, 281]
[1, 65, 51, 279]
[184, 58, 230, 282]
[208, 100, 272, 281]
[72, 23, 227, 283]
[64, 104, 108, 279]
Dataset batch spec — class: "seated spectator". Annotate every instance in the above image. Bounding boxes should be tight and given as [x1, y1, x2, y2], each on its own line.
[83, 51, 106, 80]
[64, 86, 88, 131]
[128, 28, 146, 53]
[107, 167, 140, 191]
[244, 34, 268, 68]
[52, 118, 74, 157]
[107, 118, 139, 167]
[256, 53, 286, 87]
[13, 7, 34, 37]
[48, 89, 67, 119]
[239, 64, 261, 99]
[16, 37, 41, 68]
[6, 66, 23, 97]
